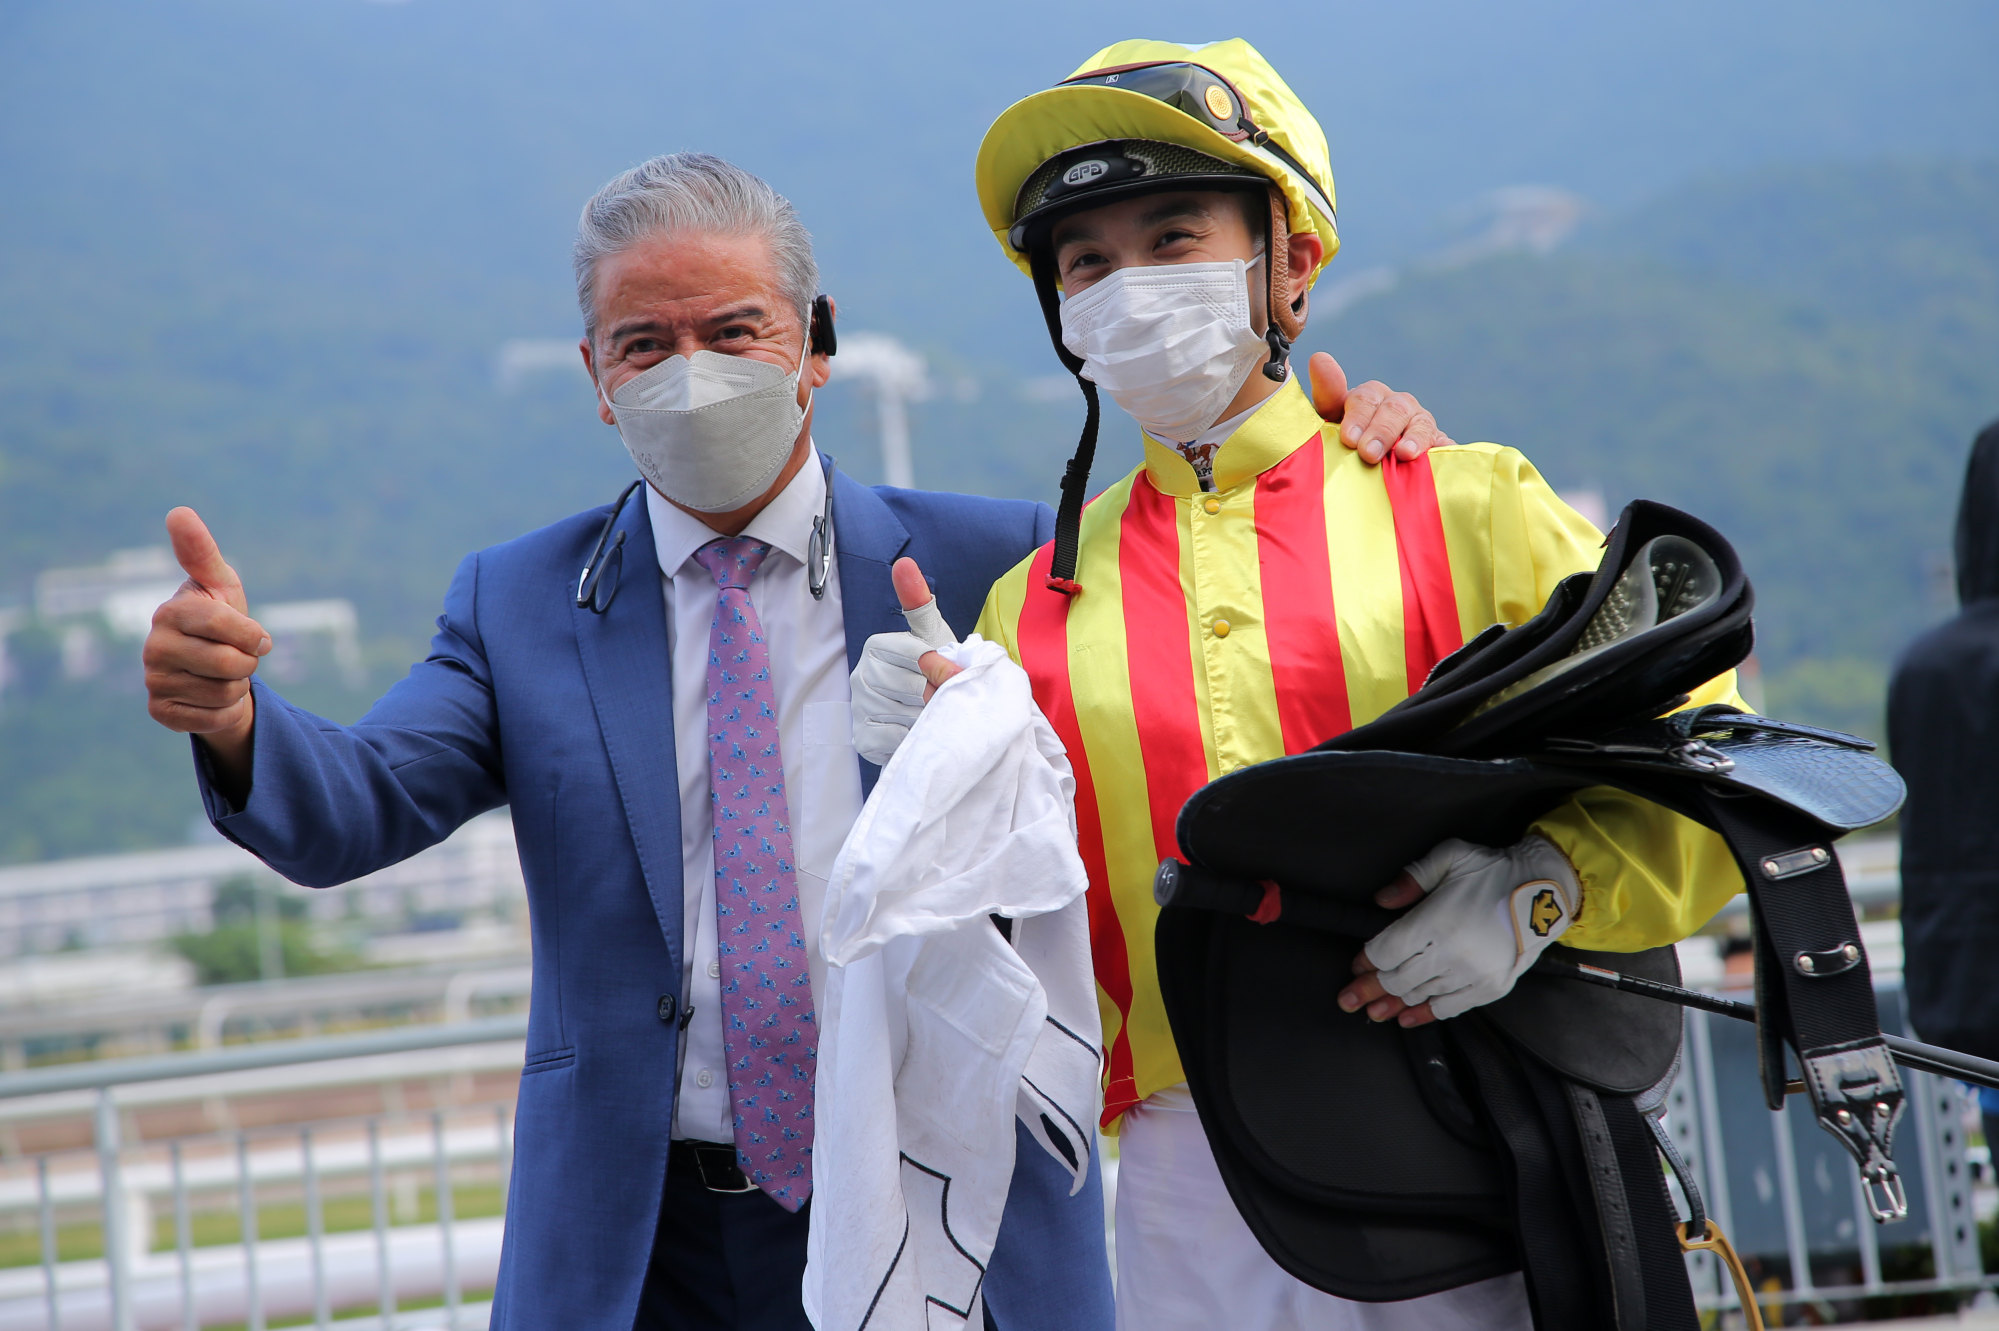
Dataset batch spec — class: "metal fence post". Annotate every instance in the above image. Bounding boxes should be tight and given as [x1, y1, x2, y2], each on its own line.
[494, 1103, 513, 1212]
[172, 1139, 196, 1331]
[370, 1117, 396, 1329]
[238, 1131, 265, 1331]
[38, 1153, 61, 1331]
[304, 1126, 330, 1328]
[1769, 1094, 1815, 1298]
[95, 1087, 134, 1331]
[435, 1110, 460, 1329]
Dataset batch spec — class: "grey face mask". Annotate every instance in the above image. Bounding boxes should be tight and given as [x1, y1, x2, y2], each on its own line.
[600, 344, 810, 513]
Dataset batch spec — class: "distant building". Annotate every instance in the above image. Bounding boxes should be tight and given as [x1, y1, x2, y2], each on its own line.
[2, 547, 364, 695]
[0, 811, 524, 959]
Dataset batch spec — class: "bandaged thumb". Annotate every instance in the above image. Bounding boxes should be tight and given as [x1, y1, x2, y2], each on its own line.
[892, 556, 958, 649]
[903, 596, 956, 649]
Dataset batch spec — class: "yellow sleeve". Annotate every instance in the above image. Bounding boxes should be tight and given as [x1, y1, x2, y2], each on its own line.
[1450, 446, 1746, 951]
[1433, 441, 1605, 638]
[1535, 670, 1751, 952]
[973, 552, 1034, 665]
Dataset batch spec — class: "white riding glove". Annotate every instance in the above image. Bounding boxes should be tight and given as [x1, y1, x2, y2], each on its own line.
[849, 595, 958, 766]
[1361, 834, 1581, 1021]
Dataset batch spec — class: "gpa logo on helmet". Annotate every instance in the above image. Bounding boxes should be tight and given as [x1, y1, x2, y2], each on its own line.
[1062, 159, 1110, 188]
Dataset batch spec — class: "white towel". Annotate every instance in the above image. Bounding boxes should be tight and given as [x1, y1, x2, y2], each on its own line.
[804, 636, 1102, 1331]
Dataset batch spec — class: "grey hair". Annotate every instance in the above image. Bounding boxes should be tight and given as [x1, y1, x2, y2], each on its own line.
[573, 152, 819, 346]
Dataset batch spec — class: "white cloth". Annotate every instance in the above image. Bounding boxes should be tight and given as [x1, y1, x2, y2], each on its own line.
[1363, 834, 1580, 1021]
[1114, 1086, 1532, 1331]
[804, 637, 1102, 1331]
[648, 448, 865, 1142]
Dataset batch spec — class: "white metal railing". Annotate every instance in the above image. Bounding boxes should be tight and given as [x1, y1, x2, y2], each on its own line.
[8, 960, 1979, 1328]
[0, 1018, 526, 1331]
[0, 963, 531, 1070]
[0, 812, 522, 961]
[1663, 981, 1991, 1320]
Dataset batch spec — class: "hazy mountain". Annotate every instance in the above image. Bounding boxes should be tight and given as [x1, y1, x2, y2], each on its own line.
[1, 1, 1993, 862]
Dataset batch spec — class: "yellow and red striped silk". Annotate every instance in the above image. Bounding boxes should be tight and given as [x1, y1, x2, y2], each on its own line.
[975, 380, 1744, 1126]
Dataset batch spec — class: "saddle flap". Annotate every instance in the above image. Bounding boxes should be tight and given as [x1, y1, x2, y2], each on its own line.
[1154, 907, 1523, 1302]
[1174, 750, 1593, 910]
[1482, 943, 1685, 1095]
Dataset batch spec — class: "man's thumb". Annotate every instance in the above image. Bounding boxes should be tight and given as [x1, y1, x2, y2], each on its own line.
[1309, 351, 1349, 423]
[890, 557, 956, 648]
[166, 507, 244, 604]
[891, 557, 933, 612]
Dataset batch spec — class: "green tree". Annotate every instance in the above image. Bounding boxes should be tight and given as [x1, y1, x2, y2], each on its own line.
[168, 875, 362, 986]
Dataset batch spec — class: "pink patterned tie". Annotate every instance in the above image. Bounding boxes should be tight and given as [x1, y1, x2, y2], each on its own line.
[695, 536, 815, 1211]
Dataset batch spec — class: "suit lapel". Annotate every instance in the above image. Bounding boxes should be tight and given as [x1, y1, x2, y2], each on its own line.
[571, 493, 686, 969]
[830, 465, 911, 798]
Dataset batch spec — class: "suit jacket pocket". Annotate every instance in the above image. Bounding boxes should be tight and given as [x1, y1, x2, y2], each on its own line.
[521, 1046, 576, 1075]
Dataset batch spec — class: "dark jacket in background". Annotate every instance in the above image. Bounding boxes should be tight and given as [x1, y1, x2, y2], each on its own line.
[1890, 420, 1999, 1058]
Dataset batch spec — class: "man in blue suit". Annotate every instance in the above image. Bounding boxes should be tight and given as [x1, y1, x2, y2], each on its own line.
[141, 153, 1446, 1329]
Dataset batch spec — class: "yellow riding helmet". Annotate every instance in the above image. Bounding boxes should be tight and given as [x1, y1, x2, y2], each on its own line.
[976, 38, 1339, 284]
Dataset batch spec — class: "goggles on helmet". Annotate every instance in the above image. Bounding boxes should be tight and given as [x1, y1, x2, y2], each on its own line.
[1005, 61, 1335, 252]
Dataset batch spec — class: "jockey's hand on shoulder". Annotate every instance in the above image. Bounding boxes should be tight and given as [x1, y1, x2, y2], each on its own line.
[1310, 352, 1456, 465]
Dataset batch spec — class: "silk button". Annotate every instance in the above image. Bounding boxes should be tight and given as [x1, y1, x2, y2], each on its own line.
[1203, 497, 1221, 514]
[1212, 619, 1231, 638]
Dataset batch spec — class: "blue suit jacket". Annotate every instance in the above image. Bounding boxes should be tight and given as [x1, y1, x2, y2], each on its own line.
[197, 468, 1112, 1330]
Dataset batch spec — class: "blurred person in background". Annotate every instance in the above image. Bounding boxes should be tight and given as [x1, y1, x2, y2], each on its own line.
[140, 150, 1449, 1329]
[1889, 419, 1999, 1148]
[866, 37, 1747, 1329]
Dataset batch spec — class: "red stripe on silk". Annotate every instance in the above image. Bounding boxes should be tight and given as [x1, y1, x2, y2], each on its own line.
[1015, 542, 1137, 1123]
[1118, 477, 1210, 869]
[1110, 479, 1209, 1124]
[1382, 453, 1464, 690]
[1253, 432, 1353, 751]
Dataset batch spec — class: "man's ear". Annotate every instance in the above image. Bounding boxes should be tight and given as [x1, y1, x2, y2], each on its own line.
[1287, 232, 1324, 329]
[582, 338, 616, 426]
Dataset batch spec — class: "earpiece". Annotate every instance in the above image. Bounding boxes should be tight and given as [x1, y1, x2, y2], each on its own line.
[810, 293, 838, 356]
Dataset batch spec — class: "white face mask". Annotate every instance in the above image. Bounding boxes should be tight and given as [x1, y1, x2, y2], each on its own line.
[1058, 253, 1268, 444]
[599, 341, 810, 513]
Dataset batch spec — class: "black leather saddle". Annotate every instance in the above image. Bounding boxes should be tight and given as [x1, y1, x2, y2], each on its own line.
[1154, 501, 1907, 1328]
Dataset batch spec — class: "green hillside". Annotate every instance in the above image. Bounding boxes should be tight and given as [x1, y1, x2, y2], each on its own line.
[2, 160, 1994, 863]
[1323, 160, 1999, 737]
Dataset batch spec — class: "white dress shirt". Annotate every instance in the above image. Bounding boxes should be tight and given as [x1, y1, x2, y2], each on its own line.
[647, 447, 865, 1142]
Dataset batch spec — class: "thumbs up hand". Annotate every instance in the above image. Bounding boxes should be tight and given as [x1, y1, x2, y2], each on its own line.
[850, 557, 961, 766]
[143, 508, 269, 782]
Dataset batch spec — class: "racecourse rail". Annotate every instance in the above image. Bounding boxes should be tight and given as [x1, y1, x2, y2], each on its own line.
[0, 970, 1993, 1327]
[0, 1018, 525, 1331]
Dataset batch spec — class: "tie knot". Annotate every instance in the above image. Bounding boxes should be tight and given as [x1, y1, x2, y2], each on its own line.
[694, 537, 771, 590]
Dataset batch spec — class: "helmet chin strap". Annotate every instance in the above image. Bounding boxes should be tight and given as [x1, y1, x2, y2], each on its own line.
[1030, 246, 1097, 598]
[1262, 324, 1293, 382]
[1262, 184, 1305, 382]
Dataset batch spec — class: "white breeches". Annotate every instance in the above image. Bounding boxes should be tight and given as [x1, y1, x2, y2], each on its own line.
[1113, 1085, 1533, 1331]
